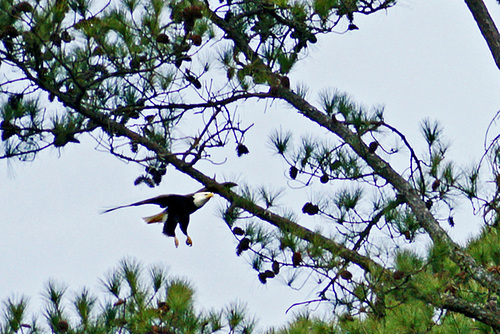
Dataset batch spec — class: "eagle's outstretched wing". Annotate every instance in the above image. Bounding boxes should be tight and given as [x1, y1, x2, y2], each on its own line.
[101, 194, 174, 213]
[102, 182, 236, 214]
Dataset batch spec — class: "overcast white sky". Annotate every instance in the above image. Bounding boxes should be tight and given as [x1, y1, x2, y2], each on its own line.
[2, 0, 500, 330]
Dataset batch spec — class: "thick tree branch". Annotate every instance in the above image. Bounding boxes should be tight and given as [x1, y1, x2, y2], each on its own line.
[277, 87, 500, 295]
[464, 0, 500, 70]
[437, 294, 500, 329]
[56, 80, 500, 330]
[205, 1, 500, 297]
[50, 86, 384, 276]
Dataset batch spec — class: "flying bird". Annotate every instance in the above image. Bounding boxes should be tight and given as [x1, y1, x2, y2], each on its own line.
[102, 191, 214, 247]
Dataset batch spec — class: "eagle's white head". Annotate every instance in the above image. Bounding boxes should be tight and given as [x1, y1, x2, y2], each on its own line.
[193, 192, 214, 208]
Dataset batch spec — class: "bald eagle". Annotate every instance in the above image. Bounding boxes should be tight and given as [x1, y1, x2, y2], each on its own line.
[103, 191, 214, 247]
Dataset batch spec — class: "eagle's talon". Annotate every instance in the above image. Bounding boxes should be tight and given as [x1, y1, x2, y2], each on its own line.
[174, 237, 179, 248]
[186, 236, 193, 247]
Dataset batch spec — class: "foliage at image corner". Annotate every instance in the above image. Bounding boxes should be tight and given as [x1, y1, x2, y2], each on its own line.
[2, 0, 500, 332]
[0, 258, 258, 334]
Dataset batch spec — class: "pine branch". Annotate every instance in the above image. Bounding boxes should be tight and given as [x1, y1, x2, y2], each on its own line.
[464, 0, 500, 70]
[436, 294, 500, 329]
[277, 87, 500, 296]
[205, 0, 500, 297]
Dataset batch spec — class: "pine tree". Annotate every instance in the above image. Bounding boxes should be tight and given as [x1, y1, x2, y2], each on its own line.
[0, 259, 256, 334]
[2, 0, 500, 331]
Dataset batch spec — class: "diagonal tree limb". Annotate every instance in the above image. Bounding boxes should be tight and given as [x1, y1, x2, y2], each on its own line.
[432, 294, 500, 329]
[464, 0, 500, 70]
[277, 87, 500, 294]
[50, 85, 500, 331]
[205, 5, 500, 296]
[52, 82, 500, 330]
[33, 74, 383, 275]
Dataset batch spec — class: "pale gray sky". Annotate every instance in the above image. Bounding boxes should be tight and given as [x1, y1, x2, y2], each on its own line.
[2, 0, 500, 330]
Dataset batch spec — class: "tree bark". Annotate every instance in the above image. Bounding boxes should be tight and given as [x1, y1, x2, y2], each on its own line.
[464, 0, 500, 70]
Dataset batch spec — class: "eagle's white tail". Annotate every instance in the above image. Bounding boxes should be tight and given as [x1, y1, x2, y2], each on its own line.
[143, 212, 165, 224]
